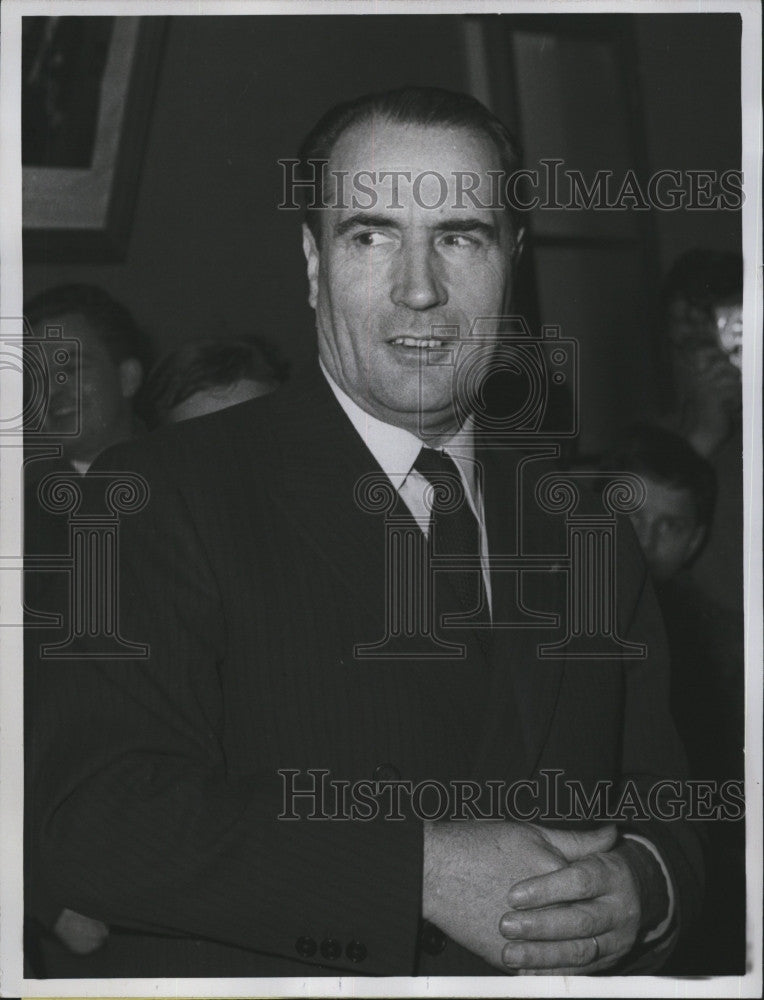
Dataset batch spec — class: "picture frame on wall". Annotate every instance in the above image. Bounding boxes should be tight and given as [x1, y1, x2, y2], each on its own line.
[22, 15, 165, 263]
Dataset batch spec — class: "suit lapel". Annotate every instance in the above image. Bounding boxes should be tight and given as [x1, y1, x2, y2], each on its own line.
[268, 362, 390, 627]
[267, 363, 488, 665]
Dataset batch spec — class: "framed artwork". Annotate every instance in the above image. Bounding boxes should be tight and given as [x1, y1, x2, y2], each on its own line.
[22, 15, 166, 262]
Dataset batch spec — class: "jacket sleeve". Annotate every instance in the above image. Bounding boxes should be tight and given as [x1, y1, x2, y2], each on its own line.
[28, 443, 424, 975]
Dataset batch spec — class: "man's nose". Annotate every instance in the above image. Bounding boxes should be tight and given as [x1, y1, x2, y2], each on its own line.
[390, 240, 447, 310]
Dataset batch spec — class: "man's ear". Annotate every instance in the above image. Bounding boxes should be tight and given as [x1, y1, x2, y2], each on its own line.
[118, 358, 143, 400]
[502, 225, 526, 313]
[302, 223, 319, 311]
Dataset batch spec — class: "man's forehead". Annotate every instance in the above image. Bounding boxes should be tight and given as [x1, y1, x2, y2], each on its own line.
[322, 119, 506, 223]
[330, 118, 499, 176]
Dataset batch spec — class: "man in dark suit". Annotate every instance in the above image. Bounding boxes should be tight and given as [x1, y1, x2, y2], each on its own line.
[28, 87, 703, 979]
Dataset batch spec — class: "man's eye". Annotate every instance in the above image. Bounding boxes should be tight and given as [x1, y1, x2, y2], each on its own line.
[440, 233, 480, 249]
[353, 231, 393, 247]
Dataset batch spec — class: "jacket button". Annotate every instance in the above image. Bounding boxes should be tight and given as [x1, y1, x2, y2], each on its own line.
[320, 937, 342, 960]
[420, 920, 447, 955]
[346, 939, 367, 963]
[295, 935, 316, 957]
[373, 762, 401, 781]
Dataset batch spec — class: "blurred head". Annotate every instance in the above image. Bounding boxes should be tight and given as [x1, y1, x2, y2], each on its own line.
[298, 87, 524, 441]
[605, 424, 716, 581]
[24, 284, 151, 469]
[140, 339, 284, 426]
[662, 249, 743, 372]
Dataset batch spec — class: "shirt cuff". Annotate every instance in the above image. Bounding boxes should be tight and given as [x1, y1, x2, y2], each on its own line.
[622, 833, 675, 942]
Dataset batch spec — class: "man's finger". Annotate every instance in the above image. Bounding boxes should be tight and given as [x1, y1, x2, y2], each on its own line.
[500, 901, 612, 941]
[502, 931, 616, 971]
[507, 854, 609, 909]
[536, 823, 617, 862]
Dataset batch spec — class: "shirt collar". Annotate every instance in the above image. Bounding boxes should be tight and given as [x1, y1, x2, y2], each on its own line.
[318, 358, 476, 482]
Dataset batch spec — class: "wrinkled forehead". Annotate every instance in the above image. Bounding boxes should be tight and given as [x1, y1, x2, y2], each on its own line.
[323, 118, 507, 220]
[331, 117, 502, 171]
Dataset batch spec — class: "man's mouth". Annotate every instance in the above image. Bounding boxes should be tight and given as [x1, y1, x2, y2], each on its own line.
[388, 336, 451, 349]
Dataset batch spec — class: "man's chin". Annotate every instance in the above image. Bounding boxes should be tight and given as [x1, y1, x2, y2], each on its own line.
[367, 386, 460, 438]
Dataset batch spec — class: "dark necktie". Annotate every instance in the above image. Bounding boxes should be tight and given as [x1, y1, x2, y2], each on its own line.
[413, 446, 485, 619]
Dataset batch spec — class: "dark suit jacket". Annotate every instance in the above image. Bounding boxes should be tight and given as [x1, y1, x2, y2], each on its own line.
[27, 362, 703, 978]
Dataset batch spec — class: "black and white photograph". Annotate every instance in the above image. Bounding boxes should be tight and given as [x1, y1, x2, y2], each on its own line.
[0, 1, 761, 996]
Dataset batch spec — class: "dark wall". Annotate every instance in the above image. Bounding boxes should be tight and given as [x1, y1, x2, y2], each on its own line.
[634, 13, 741, 270]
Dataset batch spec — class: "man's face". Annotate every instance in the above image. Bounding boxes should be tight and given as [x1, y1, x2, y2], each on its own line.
[713, 297, 743, 371]
[629, 476, 705, 582]
[303, 120, 516, 439]
[35, 312, 137, 466]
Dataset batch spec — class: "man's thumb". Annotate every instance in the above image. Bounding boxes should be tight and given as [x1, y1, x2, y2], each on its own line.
[540, 823, 618, 860]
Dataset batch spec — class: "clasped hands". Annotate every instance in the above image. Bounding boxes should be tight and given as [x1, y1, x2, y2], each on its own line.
[422, 819, 643, 974]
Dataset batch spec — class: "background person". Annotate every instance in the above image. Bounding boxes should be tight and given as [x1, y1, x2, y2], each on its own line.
[605, 421, 744, 974]
[659, 249, 743, 624]
[605, 423, 715, 584]
[24, 283, 152, 477]
[139, 337, 286, 427]
[24, 284, 153, 966]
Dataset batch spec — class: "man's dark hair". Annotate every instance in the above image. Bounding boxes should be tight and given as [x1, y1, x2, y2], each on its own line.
[139, 338, 286, 428]
[661, 249, 743, 320]
[605, 423, 717, 531]
[298, 85, 524, 245]
[24, 283, 153, 371]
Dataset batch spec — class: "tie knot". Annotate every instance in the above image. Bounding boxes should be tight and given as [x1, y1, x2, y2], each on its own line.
[412, 447, 468, 515]
[413, 447, 459, 483]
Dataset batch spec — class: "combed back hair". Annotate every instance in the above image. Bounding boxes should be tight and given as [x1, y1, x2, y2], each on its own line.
[24, 283, 153, 371]
[298, 85, 524, 245]
[604, 423, 717, 531]
[661, 249, 743, 320]
[139, 338, 286, 428]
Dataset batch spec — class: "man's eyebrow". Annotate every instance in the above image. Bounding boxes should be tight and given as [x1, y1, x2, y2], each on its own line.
[334, 214, 399, 236]
[334, 214, 499, 239]
[432, 218, 498, 239]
